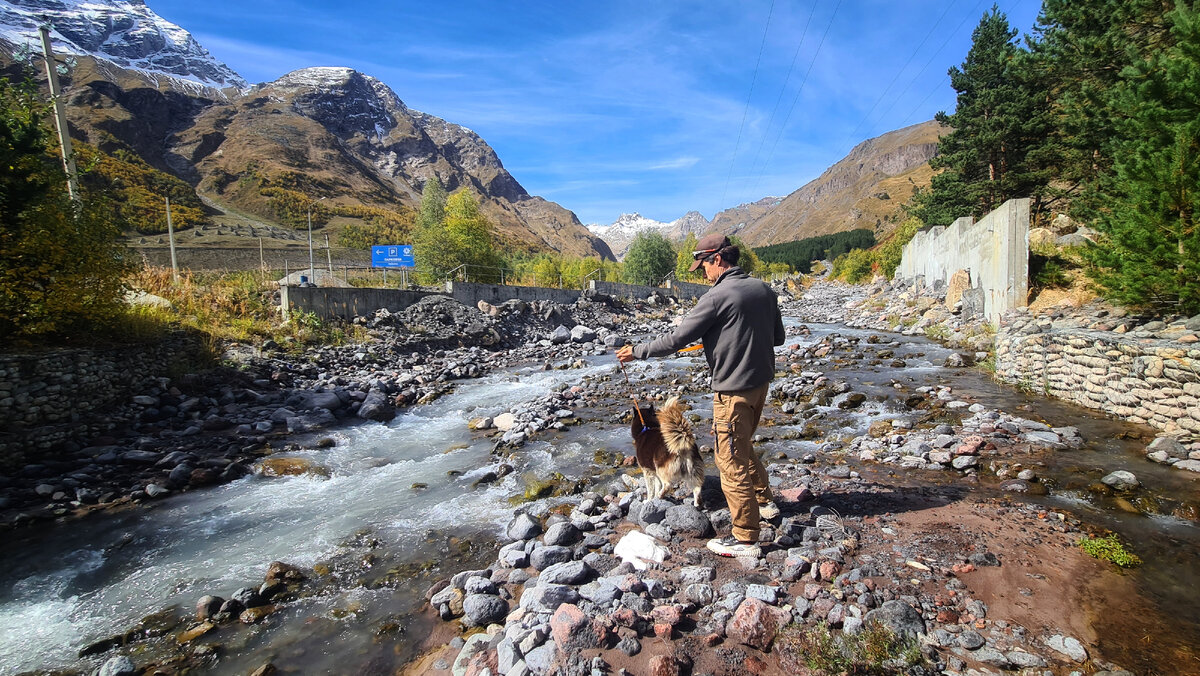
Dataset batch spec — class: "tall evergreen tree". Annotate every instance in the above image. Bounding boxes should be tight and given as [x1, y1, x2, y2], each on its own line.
[914, 6, 1051, 225]
[1027, 0, 1175, 221]
[1087, 3, 1200, 315]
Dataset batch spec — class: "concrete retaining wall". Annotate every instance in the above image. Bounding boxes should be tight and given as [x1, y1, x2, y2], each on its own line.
[898, 198, 1029, 325]
[280, 285, 442, 320]
[0, 332, 210, 467]
[666, 280, 710, 300]
[995, 325, 1200, 439]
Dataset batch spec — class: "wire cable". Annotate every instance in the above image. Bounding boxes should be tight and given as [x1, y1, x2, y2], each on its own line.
[745, 0, 843, 199]
[719, 0, 776, 214]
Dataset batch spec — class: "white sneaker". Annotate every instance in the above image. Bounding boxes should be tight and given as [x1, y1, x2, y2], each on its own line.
[759, 501, 780, 520]
[707, 535, 762, 558]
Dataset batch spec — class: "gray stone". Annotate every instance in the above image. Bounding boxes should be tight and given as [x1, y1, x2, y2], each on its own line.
[518, 584, 579, 613]
[637, 499, 672, 525]
[530, 545, 573, 571]
[357, 390, 396, 422]
[663, 504, 711, 537]
[951, 455, 978, 470]
[958, 630, 985, 649]
[745, 584, 779, 604]
[569, 325, 597, 343]
[578, 579, 621, 605]
[1006, 650, 1048, 668]
[863, 600, 926, 639]
[549, 325, 572, 344]
[683, 583, 715, 606]
[1174, 460, 1200, 473]
[462, 593, 508, 627]
[544, 521, 581, 546]
[98, 655, 137, 676]
[539, 560, 591, 585]
[1046, 634, 1088, 662]
[677, 565, 715, 585]
[1101, 470, 1139, 491]
[507, 513, 541, 541]
[523, 642, 557, 676]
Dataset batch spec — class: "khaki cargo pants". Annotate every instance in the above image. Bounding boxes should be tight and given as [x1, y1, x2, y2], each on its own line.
[712, 382, 773, 542]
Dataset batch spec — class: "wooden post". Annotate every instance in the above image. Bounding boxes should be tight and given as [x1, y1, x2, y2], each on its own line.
[39, 27, 79, 201]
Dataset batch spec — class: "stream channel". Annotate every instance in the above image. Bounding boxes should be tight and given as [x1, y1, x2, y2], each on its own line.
[0, 319, 1197, 675]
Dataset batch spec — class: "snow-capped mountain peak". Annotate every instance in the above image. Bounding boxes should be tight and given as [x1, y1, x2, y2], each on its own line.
[0, 0, 248, 92]
[587, 210, 711, 259]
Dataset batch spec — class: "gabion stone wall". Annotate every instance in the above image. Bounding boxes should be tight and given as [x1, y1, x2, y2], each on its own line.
[995, 309, 1200, 440]
[0, 332, 208, 468]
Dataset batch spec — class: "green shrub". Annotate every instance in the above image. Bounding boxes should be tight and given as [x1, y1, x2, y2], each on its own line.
[776, 621, 924, 674]
[1079, 533, 1142, 568]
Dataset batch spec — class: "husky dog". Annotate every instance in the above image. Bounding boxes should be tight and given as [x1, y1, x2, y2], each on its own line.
[631, 396, 704, 507]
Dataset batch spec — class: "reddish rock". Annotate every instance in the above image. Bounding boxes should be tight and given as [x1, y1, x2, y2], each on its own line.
[937, 609, 960, 623]
[648, 655, 679, 676]
[702, 633, 722, 646]
[654, 622, 673, 639]
[726, 597, 790, 651]
[551, 603, 605, 651]
[955, 435, 985, 455]
[818, 560, 842, 580]
[464, 649, 498, 676]
[611, 607, 639, 627]
[744, 655, 770, 674]
[802, 583, 822, 600]
[651, 605, 683, 626]
[779, 487, 814, 502]
[952, 563, 976, 575]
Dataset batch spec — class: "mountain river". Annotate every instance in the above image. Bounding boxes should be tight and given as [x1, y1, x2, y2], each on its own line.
[0, 320, 1197, 674]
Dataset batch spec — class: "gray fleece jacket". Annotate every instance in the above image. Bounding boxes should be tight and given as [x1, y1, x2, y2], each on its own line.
[632, 266, 785, 392]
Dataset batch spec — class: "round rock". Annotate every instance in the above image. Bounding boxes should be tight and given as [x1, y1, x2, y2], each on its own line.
[462, 593, 508, 627]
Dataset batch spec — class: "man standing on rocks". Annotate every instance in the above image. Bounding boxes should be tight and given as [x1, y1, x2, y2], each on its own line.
[617, 234, 785, 558]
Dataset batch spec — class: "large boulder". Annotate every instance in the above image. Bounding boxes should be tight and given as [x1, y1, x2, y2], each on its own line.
[864, 600, 926, 639]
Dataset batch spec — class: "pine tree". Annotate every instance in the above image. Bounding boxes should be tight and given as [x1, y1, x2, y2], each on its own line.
[1027, 0, 1173, 222]
[914, 6, 1051, 225]
[1087, 4, 1200, 315]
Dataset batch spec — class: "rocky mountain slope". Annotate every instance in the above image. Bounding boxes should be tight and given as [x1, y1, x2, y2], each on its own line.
[0, 1, 611, 259]
[0, 0, 245, 93]
[711, 121, 942, 246]
[587, 211, 711, 259]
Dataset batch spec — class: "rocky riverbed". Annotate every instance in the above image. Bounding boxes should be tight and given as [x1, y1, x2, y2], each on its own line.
[3, 280, 1198, 676]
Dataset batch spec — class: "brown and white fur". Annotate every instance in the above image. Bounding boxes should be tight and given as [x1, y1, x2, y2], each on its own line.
[631, 396, 704, 507]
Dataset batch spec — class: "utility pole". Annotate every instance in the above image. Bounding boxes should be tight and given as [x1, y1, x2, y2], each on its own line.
[39, 26, 79, 201]
[165, 196, 178, 282]
[324, 233, 332, 272]
[306, 196, 326, 285]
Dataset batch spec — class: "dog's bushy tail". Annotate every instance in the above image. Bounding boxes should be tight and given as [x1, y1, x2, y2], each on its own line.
[656, 396, 694, 453]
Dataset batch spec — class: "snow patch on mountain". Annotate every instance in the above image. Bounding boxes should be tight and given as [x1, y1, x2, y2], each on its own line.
[587, 211, 711, 259]
[0, 0, 247, 91]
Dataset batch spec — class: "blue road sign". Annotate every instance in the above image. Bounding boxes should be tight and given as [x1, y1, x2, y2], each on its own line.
[372, 245, 414, 268]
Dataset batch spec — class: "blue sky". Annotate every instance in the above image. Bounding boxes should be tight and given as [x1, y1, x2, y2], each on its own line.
[149, 0, 1043, 226]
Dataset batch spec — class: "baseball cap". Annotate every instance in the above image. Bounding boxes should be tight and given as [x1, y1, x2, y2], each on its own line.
[689, 234, 731, 271]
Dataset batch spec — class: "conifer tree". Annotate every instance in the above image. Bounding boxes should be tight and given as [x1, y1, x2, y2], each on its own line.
[1027, 0, 1172, 221]
[914, 6, 1050, 225]
[1087, 4, 1200, 315]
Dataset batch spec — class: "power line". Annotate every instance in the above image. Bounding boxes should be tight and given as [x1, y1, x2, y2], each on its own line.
[745, 0, 843, 200]
[743, 0, 819, 189]
[719, 0, 776, 213]
[867, 0, 990, 137]
[842, 0, 960, 150]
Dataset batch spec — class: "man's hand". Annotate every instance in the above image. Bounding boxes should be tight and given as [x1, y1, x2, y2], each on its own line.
[616, 344, 636, 363]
